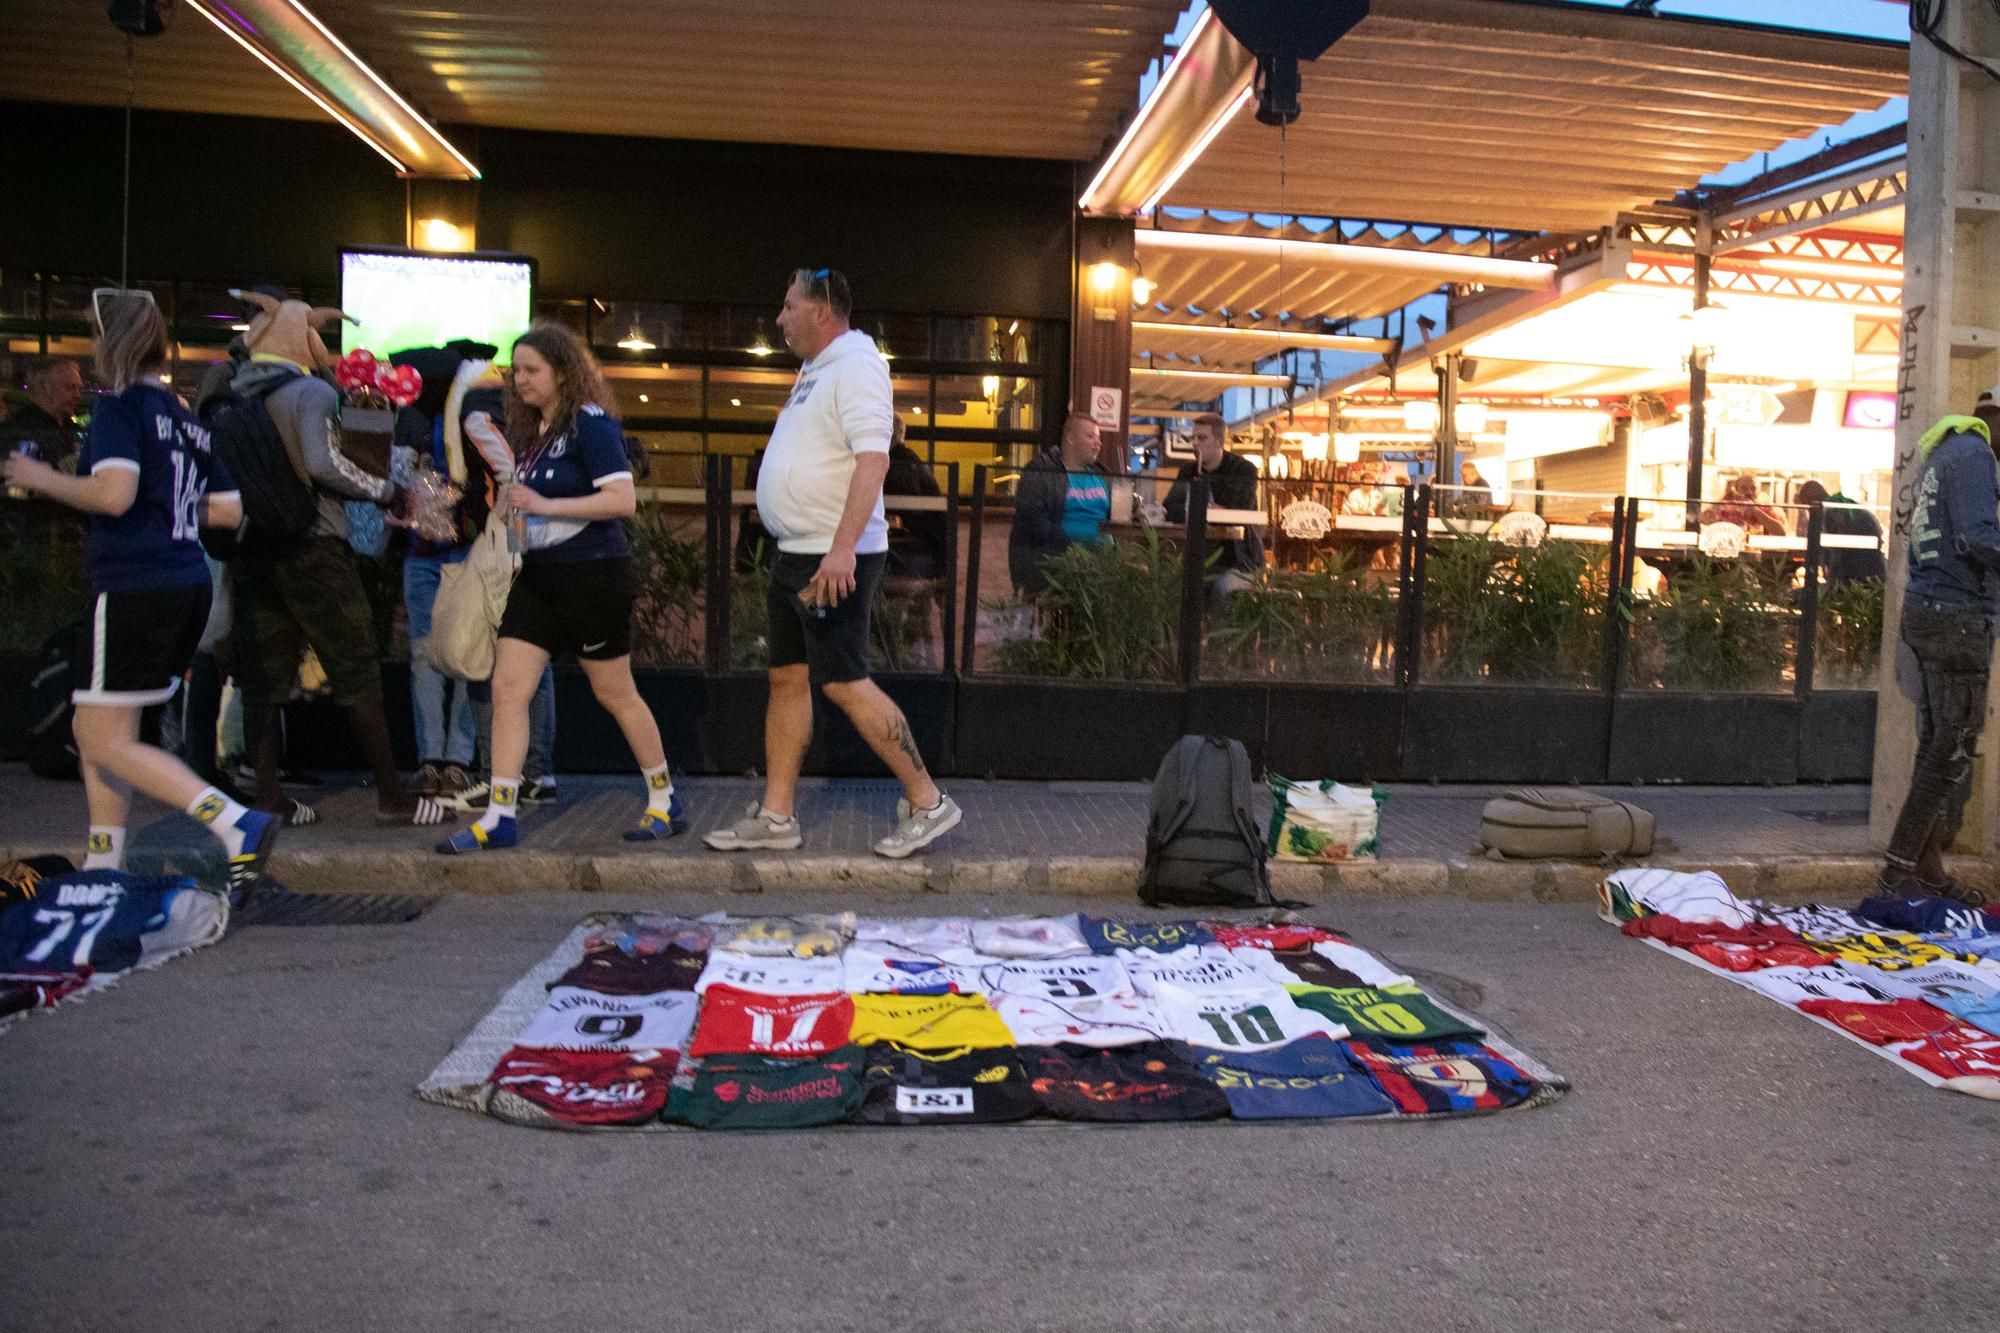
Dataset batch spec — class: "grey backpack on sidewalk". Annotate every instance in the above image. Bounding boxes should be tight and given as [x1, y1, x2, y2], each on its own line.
[1141, 736, 1273, 908]
[1475, 787, 1655, 860]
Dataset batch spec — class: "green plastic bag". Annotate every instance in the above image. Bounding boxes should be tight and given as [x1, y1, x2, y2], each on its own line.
[1265, 776, 1386, 862]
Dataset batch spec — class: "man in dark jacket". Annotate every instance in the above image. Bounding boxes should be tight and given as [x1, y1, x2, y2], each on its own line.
[1008, 413, 1106, 594]
[7, 358, 84, 473]
[1165, 411, 1265, 590]
[1880, 394, 2000, 904]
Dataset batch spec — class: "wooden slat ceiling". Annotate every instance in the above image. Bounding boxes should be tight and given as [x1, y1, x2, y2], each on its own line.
[1132, 216, 1506, 369]
[0, 0, 1184, 160]
[1163, 0, 1908, 233]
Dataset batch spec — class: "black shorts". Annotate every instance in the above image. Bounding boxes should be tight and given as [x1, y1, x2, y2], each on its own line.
[499, 557, 635, 661]
[766, 550, 884, 684]
[73, 584, 210, 708]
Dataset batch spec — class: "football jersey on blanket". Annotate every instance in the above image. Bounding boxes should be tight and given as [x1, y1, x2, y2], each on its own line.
[694, 949, 843, 995]
[708, 913, 853, 958]
[1342, 1036, 1539, 1114]
[1197, 1035, 1397, 1120]
[584, 915, 712, 956]
[1252, 946, 1367, 989]
[0, 871, 214, 975]
[852, 917, 977, 956]
[1309, 940, 1413, 988]
[846, 994, 1013, 1053]
[1287, 984, 1485, 1042]
[667, 1047, 865, 1129]
[514, 987, 699, 1053]
[556, 944, 706, 996]
[487, 1046, 675, 1128]
[1023, 1041, 1230, 1122]
[991, 993, 1169, 1048]
[970, 916, 1088, 958]
[840, 942, 984, 996]
[1798, 998, 2000, 1085]
[1806, 932, 1985, 973]
[1602, 868, 1754, 927]
[975, 955, 1135, 1002]
[1739, 964, 1902, 1006]
[1201, 922, 1345, 951]
[1620, 915, 1826, 972]
[1124, 946, 1272, 997]
[0, 968, 92, 1018]
[857, 1047, 1037, 1125]
[1078, 915, 1214, 955]
[1854, 895, 1992, 939]
[1151, 984, 1349, 1051]
[687, 986, 854, 1059]
[1753, 903, 1873, 939]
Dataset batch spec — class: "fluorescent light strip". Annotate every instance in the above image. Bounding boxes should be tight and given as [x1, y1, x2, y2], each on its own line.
[1141, 88, 1253, 214]
[1132, 367, 1291, 387]
[1079, 7, 1219, 211]
[1756, 256, 1902, 283]
[280, 0, 483, 179]
[186, 0, 409, 173]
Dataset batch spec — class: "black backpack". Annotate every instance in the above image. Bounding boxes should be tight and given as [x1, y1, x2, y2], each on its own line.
[200, 369, 316, 561]
[25, 622, 83, 781]
[1141, 735, 1274, 908]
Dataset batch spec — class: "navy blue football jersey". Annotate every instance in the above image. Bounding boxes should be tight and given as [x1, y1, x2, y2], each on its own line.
[516, 405, 632, 564]
[0, 870, 195, 974]
[81, 382, 231, 593]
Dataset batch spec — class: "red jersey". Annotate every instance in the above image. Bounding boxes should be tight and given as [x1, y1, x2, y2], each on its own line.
[1799, 998, 2000, 1083]
[686, 986, 855, 1059]
[1203, 923, 1344, 951]
[1622, 915, 1825, 972]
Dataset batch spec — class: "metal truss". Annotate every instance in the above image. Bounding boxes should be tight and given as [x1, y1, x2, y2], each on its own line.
[1711, 162, 1907, 255]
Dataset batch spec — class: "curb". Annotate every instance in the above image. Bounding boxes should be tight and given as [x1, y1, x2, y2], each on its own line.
[8, 842, 1989, 902]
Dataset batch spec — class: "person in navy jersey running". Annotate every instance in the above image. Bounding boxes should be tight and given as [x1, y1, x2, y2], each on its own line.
[438, 323, 684, 852]
[3, 293, 279, 899]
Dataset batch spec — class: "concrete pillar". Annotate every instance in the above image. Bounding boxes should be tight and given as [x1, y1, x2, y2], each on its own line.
[1871, 5, 2000, 852]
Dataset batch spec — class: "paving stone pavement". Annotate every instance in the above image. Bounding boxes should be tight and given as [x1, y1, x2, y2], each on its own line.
[0, 762, 1877, 872]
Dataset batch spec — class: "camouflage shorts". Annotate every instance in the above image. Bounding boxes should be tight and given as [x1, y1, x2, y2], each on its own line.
[232, 536, 384, 708]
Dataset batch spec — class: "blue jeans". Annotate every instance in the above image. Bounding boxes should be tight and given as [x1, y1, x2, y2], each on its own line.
[404, 554, 477, 766]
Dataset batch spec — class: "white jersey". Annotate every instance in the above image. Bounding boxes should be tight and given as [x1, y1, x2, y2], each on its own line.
[1150, 984, 1349, 1052]
[1740, 963, 1900, 1006]
[1605, 868, 1755, 928]
[1862, 960, 2000, 1009]
[991, 993, 1168, 1048]
[1310, 940, 1414, 989]
[1125, 946, 1272, 997]
[976, 956, 1134, 1002]
[971, 916, 1088, 958]
[853, 916, 977, 956]
[694, 949, 843, 995]
[707, 913, 854, 958]
[1754, 903, 1871, 940]
[842, 941, 985, 995]
[515, 986, 699, 1052]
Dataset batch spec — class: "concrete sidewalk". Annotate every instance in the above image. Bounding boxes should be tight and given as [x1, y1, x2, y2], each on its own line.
[0, 764, 1969, 902]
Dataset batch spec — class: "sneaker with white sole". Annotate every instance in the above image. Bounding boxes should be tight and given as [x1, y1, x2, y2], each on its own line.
[703, 802, 804, 851]
[873, 794, 962, 859]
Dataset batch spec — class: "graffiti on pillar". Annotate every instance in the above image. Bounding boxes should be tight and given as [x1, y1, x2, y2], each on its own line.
[1892, 303, 1926, 539]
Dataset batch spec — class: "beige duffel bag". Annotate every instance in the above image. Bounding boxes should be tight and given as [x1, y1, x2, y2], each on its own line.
[1475, 787, 1655, 860]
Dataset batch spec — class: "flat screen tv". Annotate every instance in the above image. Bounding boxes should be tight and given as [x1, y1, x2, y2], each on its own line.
[337, 247, 535, 360]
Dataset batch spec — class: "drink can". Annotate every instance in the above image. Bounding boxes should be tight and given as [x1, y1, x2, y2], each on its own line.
[6, 440, 38, 500]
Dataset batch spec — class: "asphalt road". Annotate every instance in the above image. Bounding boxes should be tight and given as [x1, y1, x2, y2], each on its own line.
[2, 890, 1994, 1333]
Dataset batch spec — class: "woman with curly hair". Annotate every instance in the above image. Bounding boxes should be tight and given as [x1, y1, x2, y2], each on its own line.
[438, 323, 685, 852]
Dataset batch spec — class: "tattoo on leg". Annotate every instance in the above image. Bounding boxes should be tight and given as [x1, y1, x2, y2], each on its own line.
[885, 714, 926, 773]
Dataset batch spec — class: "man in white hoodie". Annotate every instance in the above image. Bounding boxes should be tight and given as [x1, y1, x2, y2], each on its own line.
[705, 268, 962, 859]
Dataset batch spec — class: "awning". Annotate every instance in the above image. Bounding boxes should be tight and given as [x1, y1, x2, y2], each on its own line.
[0, 0, 1185, 161]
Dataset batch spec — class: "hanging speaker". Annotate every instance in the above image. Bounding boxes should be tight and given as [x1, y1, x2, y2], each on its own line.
[1208, 1, 1371, 125]
[107, 0, 176, 37]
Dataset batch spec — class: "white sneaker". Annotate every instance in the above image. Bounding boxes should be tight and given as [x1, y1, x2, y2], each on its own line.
[703, 802, 804, 851]
[445, 779, 491, 813]
[873, 794, 962, 859]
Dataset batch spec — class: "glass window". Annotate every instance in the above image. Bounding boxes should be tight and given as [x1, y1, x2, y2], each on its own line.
[535, 297, 589, 337]
[935, 315, 1038, 365]
[709, 367, 795, 423]
[933, 372, 1039, 434]
[0, 272, 42, 327]
[605, 363, 702, 419]
[45, 277, 172, 333]
[591, 300, 697, 356]
[627, 430, 705, 491]
[714, 305, 787, 360]
[855, 312, 929, 364]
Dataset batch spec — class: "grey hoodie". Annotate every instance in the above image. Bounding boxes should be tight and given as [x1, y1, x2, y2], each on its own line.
[231, 361, 393, 541]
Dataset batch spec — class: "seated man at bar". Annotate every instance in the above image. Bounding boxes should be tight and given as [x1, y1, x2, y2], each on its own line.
[1008, 412, 1108, 595]
[1165, 411, 1264, 595]
[1458, 460, 1494, 508]
[1699, 474, 1787, 536]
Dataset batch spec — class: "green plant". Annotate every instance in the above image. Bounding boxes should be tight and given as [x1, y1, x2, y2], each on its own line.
[1815, 576, 1885, 689]
[1206, 552, 1394, 683]
[628, 506, 706, 667]
[728, 558, 771, 671]
[1422, 534, 1608, 687]
[994, 530, 1181, 680]
[1635, 553, 1791, 691]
